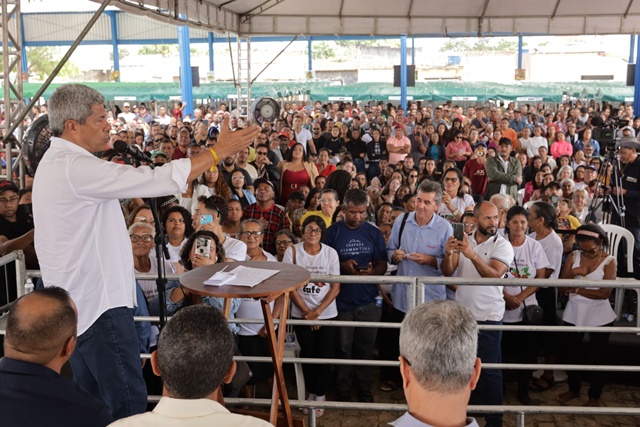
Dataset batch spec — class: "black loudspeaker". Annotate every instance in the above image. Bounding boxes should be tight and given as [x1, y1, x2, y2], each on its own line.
[393, 65, 416, 87]
[627, 64, 635, 86]
[192, 66, 200, 87]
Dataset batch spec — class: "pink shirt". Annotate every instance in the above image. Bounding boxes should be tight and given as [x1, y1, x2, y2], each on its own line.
[387, 136, 411, 165]
[446, 139, 472, 162]
[550, 140, 573, 159]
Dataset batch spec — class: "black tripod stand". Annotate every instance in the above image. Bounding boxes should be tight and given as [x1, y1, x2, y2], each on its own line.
[586, 147, 626, 227]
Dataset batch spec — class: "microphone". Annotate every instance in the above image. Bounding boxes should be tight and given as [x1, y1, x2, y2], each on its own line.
[113, 140, 152, 163]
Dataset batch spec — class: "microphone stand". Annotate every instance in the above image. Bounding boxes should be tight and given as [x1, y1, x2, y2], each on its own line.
[146, 196, 169, 329]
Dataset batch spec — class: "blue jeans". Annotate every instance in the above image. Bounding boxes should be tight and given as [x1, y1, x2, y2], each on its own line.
[69, 306, 148, 421]
[470, 320, 503, 427]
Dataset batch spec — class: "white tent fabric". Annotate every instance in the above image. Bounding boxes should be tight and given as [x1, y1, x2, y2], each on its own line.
[107, 0, 640, 36]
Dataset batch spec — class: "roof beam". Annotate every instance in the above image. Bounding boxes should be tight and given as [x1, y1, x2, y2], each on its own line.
[407, 0, 414, 18]
[478, 0, 490, 36]
[625, 0, 635, 18]
[242, 0, 287, 23]
[552, 0, 562, 19]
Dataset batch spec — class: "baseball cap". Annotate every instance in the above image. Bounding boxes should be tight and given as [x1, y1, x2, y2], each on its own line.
[150, 151, 168, 159]
[618, 137, 640, 151]
[474, 142, 487, 150]
[123, 102, 130, 107]
[253, 178, 275, 191]
[278, 132, 290, 139]
[0, 180, 19, 195]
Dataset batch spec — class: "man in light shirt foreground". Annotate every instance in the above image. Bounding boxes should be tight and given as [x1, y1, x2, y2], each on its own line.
[109, 305, 272, 427]
[391, 300, 480, 427]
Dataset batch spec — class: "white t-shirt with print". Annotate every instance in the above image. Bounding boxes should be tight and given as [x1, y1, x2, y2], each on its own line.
[529, 231, 563, 280]
[283, 243, 340, 319]
[503, 236, 551, 323]
[223, 237, 247, 262]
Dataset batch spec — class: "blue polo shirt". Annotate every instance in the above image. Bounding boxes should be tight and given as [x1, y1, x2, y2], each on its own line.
[325, 220, 387, 312]
[0, 357, 113, 427]
[387, 212, 453, 313]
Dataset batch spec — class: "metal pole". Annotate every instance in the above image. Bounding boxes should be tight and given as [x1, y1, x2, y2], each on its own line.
[411, 36, 415, 65]
[19, 11, 27, 80]
[178, 24, 194, 118]
[2, 0, 111, 140]
[630, 34, 636, 64]
[308, 37, 313, 72]
[400, 34, 407, 111]
[208, 32, 214, 73]
[517, 35, 523, 70]
[634, 36, 640, 114]
[108, 11, 120, 82]
[516, 412, 525, 427]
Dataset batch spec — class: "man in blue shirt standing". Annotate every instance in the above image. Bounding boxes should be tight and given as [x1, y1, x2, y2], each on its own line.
[325, 189, 387, 403]
[382, 180, 453, 390]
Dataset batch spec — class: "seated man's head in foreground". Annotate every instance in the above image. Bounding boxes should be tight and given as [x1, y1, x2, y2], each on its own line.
[153, 305, 236, 399]
[399, 300, 480, 396]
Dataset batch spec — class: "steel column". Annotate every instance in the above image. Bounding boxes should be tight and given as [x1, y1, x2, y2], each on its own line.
[308, 37, 313, 71]
[208, 32, 214, 73]
[400, 34, 407, 111]
[108, 11, 120, 82]
[630, 34, 636, 64]
[517, 35, 523, 69]
[411, 36, 415, 65]
[634, 37, 640, 114]
[178, 24, 194, 118]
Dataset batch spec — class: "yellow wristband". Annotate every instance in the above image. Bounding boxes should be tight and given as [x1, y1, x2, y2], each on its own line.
[208, 148, 219, 172]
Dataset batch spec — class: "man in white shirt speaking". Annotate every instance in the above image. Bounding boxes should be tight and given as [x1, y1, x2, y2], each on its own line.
[33, 84, 259, 421]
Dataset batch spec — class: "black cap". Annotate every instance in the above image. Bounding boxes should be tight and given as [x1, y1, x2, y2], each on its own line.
[0, 180, 19, 195]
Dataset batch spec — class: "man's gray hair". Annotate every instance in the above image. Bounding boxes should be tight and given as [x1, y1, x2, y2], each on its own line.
[128, 222, 155, 237]
[400, 300, 478, 393]
[417, 179, 443, 204]
[48, 84, 105, 136]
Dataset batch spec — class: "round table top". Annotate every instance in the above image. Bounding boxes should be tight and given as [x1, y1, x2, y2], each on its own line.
[180, 261, 310, 299]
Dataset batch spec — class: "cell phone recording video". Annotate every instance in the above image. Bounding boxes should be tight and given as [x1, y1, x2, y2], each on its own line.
[453, 223, 464, 241]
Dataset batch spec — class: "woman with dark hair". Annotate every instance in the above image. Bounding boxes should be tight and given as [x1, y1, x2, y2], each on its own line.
[230, 169, 256, 208]
[161, 205, 194, 265]
[446, 133, 473, 171]
[300, 188, 341, 228]
[274, 229, 298, 262]
[283, 215, 340, 418]
[128, 204, 155, 228]
[325, 126, 345, 157]
[305, 188, 321, 211]
[180, 167, 231, 214]
[437, 167, 474, 223]
[503, 206, 550, 404]
[426, 131, 446, 169]
[557, 224, 617, 407]
[278, 142, 318, 205]
[420, 158, 442, 182]
[324, 169, 352, 203]
[528, 201, 564, 392]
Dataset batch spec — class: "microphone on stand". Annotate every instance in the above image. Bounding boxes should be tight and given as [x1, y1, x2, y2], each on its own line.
[113, 140, 152, 163]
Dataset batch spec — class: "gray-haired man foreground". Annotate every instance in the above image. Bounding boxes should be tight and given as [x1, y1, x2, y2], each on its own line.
[391, 300, 481, 427]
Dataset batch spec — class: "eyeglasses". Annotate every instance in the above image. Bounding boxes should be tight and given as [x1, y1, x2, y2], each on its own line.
[276, 240, 292, 246]
[305, 226, 322, 234]
[0, 196, 19, 205]
[130, 234, 153, 243]
[240, 231, 263, 238]
[232, 176, 245, 180]
[409, 174, 418, 178]
[444, 177, 459, 182]
[319, 199, 335, 204]
[256, 151, 268, 155]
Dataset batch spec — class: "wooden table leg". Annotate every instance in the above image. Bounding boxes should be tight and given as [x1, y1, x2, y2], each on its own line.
[261, 292, 293, 427]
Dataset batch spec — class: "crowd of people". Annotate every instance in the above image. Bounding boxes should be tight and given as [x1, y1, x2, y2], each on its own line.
[1, 91, 638, 427]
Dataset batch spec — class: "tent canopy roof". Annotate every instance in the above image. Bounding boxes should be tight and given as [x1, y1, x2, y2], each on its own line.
[107, 0, 640, 37]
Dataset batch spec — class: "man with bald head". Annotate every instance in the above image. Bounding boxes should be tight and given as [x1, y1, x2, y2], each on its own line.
[0, 287, 113, 426]
[441, 201, 514, 427]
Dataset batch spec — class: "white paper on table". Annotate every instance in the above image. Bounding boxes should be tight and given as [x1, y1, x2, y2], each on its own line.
[204, 265, 280, 287]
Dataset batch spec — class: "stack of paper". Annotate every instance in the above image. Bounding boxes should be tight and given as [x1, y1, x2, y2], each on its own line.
[204, 265, 280, 288]
[204, 271, 236, 286]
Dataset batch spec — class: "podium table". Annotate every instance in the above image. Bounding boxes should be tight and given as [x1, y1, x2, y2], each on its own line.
[180, 261, 310, 426]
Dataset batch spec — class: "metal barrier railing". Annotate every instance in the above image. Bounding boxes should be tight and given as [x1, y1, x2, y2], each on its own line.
[14, 266, 640, 426]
